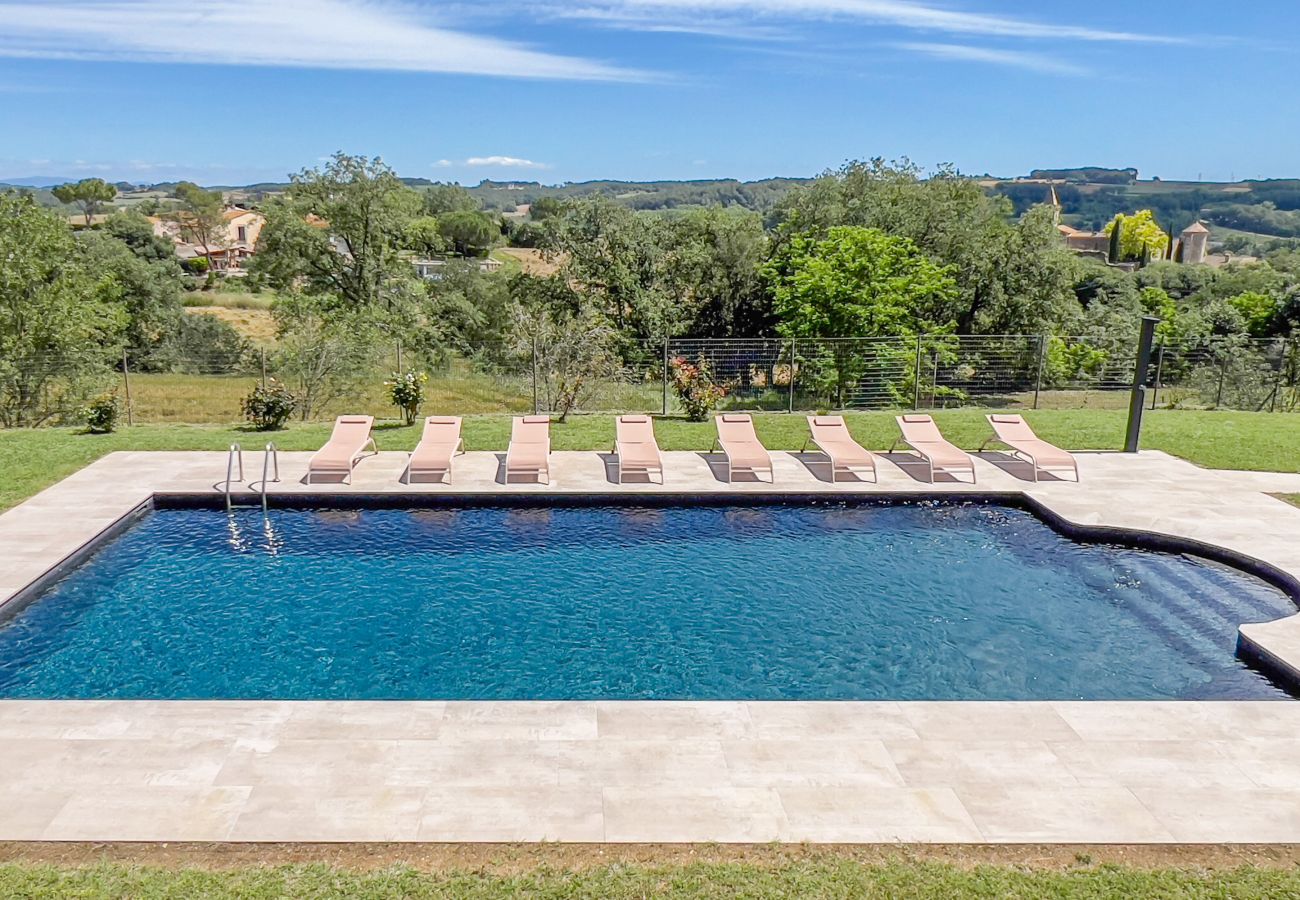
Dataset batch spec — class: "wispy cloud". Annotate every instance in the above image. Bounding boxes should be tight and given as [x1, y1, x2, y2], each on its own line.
[543, 0, 1180, 44]
[897, 42, 1090, 76]
[436, 156, 552, 170]
[0, 0, 649, 81]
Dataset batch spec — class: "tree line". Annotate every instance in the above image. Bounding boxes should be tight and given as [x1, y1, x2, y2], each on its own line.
[4, 153, 1300, 427]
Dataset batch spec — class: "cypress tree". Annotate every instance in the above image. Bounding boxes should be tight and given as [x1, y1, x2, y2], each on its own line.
[1108, 217, 1124, 263]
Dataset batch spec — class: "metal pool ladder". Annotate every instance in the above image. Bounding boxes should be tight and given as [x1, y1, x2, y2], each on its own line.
[224, 442, 281, 512]
[259, 442, 281, 511]
[223, 443, 245, 511]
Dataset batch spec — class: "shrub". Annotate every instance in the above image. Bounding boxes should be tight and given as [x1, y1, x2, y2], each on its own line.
[385, 370, 429, 426]
[241, 379, 297, 431]
[181, 256, 210, 275]
[82, 393, 120, 433]
[671, 354, 729, 421]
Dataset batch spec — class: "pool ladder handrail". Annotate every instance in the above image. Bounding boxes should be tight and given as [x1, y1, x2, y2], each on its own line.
[259, 442, 281, 511]
[224, 443, 245, 512]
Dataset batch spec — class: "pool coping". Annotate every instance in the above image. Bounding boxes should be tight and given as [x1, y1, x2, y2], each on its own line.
[5, 449, 1300, 843]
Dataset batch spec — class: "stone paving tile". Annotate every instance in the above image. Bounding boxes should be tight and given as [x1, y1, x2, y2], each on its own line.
[604, 787, 789, 842]
[898, 703, 1082, 742]
[722, 740, 903, 788]
[1048, 740, 1259, 790]
[1052, 702, 1300, 742]
[439, 701, 597, 741]
[743, 701, 919, 740]
[0, 788, 72, 840]
[418, 787, 604, 841]
[554, 739, 732, 788]
[1132, 787, 1300, 843]
[277, 701, 446, 741]
[957, 786, 1175, 843]
[229, 786, 426, 842]
[887, 740, 1082, 788]
[597, 701, 753, 740]
[778, 786, 983, 842]
[41, 786, 252, 841]
[0, 737, 233, 787]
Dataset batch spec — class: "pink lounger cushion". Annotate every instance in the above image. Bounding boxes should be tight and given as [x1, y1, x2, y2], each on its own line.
[986, 415, 1078, 471]
[506, 416, 551, 480]
[615, 416, 663, 479]
[308, 416, 375, 474]
[807, 415, 875, 469]
[894, 414, 976, 481]
[409, 416, 462, 475]
[714, 414, 773, 475]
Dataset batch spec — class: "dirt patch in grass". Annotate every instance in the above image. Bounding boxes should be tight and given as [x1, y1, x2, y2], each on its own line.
[2, 842, 1298, 873]
[1270, 493, 1300, 509]
[494, 247, 561, 276]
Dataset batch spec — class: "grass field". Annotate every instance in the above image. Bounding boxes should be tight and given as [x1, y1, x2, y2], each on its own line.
[2, 858, 1300, 898]
[2, 409, 1297, 511]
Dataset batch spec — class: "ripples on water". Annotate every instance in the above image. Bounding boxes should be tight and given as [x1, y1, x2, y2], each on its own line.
[0, 503, 1293, 700]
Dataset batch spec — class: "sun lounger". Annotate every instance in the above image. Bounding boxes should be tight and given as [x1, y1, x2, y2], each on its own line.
[803, 415, 877, 483]
[891, 414, 976, 483]
[505, 415, 551, 484]
[712, 413, 774, 483]
[981, 414, 1080, 482]
[613, 415, 664, 484]
[404, 416, 464, 484]
[306, 415, 376, 485]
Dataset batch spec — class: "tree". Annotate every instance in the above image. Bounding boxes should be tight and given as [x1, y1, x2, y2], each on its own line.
[271, 292, 381, 420]
[763, 226, 958, 404]
[77, 230, 186, 370]
[171, 182, 226, 262]
[664, 207, 773, 337]
[529, 197, 565, 221]
[404, 217, 447, 256]
[509, 277, 623, 422]
[774, 159, 1078, 335]
[423, 183, 478, 216]
[437, 210, 499, 257]
[0, 195, 127, 425]
[253, 153, 422, 312]
[52, 178, 117, 226]
[1105, 211, 1169, 262]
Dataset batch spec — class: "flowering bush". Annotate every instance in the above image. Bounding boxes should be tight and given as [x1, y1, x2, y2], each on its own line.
[82, 393, 119, 434]
[671, 354, 729, 422]
[386, 370, 429, 426]
[241, 379, 297, 431]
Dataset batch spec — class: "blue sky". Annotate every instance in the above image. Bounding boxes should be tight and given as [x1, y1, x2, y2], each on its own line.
[0, 0, 1296, 185]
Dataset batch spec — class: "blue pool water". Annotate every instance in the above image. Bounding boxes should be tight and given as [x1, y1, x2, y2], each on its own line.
[0, 502, 1294, 700]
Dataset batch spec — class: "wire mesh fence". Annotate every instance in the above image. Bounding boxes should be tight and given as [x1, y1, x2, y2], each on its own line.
[2, 332, 1297, 427]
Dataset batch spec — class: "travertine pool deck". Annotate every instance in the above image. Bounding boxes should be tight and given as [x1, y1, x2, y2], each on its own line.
[2, 448, 1300, 843]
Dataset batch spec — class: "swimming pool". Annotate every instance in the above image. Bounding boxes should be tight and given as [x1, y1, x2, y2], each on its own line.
[0, 500, 1293, 700]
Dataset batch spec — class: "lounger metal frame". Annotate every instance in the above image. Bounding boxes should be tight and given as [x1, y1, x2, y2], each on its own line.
[978, 434, 1080, 483]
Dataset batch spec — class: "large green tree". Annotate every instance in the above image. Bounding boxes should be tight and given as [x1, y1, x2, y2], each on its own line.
[775, 159, 1079, 334]
[52, 178, 117, 226]
[253, 153, 423, 311]
[171, 182, 227, 261]
[0, 195, 126, 425]
[763, 225, 957, 404]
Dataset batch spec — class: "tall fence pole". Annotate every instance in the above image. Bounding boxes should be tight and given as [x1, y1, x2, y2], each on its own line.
[1033, 335, 1046, 410]
[1270, 339, 1287, 413]
[1215, 356, 1228, 409]
[121, 349, 134, 427]
[260, 347, 268, 390]
[531, 335, 539, 415]
[913, 334, 923, 410]
[1124, 316, 1160, 453]
[395, 341, 403, 374]
[661, 339, 669, 417]
[787, 340, 796, 413]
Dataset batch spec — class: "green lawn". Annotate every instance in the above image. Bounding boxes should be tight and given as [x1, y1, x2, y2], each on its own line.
[1, 409, 1298, 512]
[2, 859, 1299, 899]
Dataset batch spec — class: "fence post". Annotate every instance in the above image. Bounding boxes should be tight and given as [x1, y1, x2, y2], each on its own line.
[1033, 335, 1046, 410]
[531, 335, 539, 415]
[1124, 316, 1160, 453]
[913, 334, 923, 410]
[1150, 346, 1165, 411]
[260, 347, 268, 390]
[1270, 340, 1286, 413]
[1215, 356, 1227, 409]
[787, 340, 796, 413]
[395, 341, 403, 374]
[661, 339, 669, 417]
[121, 349, 134, 427]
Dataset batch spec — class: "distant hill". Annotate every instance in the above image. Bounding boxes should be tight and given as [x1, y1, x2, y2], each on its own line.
[0, 176, 81, 188]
